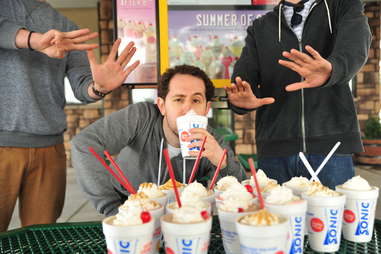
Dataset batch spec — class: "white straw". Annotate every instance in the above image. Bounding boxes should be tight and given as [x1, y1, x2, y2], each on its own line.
[299, 152, 320, 182]
[157, 138, 164, 186]
[314, 141, 341, 178]
[183, 158, 186, 184]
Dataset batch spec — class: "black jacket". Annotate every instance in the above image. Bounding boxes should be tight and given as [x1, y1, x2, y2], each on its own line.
[231, 0, 371, 157]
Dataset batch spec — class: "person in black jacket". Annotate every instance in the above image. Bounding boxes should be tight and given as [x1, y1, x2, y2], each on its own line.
[225, 0, 371, 189]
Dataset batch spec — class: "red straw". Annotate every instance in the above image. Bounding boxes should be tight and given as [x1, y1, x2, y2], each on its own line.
[163, 148, 182, 208]
[88, 146, 136, 194]
[188, 136, 207, 184]
[104, 150, 136, 194]
[209, 149, 227, 190]
[248, 158, 264, 209]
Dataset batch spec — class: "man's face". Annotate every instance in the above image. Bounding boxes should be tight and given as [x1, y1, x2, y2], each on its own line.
[157, 74, 211, 136]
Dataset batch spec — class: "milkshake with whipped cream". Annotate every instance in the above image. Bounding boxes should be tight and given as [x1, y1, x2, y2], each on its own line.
[336, 176, 379, 242]
[166, 199, 210, 215]
[265, 186, 307, 254]
[242, 169, 278, 196]
[214, 176, 242, 203]
[302, 182, 346, 252]
[138, 182, 168, 207]
[236, 209, 289, 254]
[102, 198, 154, 254]
[161, 205, 212, 254]
[123, 193, 164, 254]
[159, 179, 185, 204]
[217, 184, 258, 254]
[182, 181, 215, 210]
[166, 181, 213, 214]
[283, 176, 312, 197]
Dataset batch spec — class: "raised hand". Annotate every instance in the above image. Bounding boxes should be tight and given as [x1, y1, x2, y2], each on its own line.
[224, 76, 275, 109]
[33, 28, 98, 58]
[187, 128, 227, 168]
[278, 45, 332, 92]
[87, 38, 140, 94]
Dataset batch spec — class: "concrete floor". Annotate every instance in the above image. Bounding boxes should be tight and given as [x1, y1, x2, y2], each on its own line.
[7, 165, 381, 231]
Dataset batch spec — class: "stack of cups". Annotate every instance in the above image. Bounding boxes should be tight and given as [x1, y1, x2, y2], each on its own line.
[161, 214, 212, 254]
[103, 216, 154, 254]
[302, 192, 346, 252]
[336, 185, 379, 243]
[176, 112, 208, 158]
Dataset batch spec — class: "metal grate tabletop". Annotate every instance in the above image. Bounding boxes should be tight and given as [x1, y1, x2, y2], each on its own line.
[1, 217, 380, 253]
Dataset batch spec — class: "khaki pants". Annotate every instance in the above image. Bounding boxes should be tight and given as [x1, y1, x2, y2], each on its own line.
[0, 144, 66, 232]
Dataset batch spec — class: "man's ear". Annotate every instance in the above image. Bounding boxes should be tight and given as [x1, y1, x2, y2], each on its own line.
[156, 97, 166, 116]
[205, 101, 212, 116]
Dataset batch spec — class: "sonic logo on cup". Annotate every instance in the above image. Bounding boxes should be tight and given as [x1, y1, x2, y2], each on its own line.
[191, 122, 202, 128]
[180, 239, 193, 254]
[118, 241, 130, 253]
[323, 209, 339, 245]
[290, 216, 303, 254]
[355, 202, 370, 236]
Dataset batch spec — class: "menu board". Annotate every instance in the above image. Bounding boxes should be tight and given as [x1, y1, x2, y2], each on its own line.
[167, 6, 268, 84]
[115, 0, 159, 85]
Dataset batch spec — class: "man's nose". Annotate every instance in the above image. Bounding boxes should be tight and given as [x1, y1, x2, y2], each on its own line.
[182, 101, 192, 114]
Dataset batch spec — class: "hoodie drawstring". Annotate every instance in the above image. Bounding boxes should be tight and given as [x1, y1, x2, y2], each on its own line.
[323, 0, 333, 34]
[279, 3, 283, 42]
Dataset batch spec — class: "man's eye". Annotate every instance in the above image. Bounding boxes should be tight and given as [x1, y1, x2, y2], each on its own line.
[193, 99, 201, 103]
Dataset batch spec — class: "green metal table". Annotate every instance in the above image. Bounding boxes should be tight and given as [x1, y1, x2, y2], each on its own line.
[1, 217, 380, 253]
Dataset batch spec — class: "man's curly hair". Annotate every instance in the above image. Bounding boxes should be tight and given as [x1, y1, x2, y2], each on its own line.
[158, 65, 214, 101]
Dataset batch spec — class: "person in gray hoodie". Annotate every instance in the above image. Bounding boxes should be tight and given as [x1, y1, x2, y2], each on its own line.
[0, 0, 139, 231]
[71, 65, 246, 216]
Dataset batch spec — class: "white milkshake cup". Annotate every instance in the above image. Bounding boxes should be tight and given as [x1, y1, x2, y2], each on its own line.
[176, 113, 208, 158]
[336, 186, 379, 243]
[102, 216, 154, 254]
[302, 193, 346, 252]
[265, 199, 307, 254]
[161, 214, 212, 254]
[236, 213, 289, 254]
[217, 209, 257, 254]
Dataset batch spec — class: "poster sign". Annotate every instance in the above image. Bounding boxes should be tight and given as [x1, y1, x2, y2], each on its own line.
[168, 7, 267, 81]
[167, 0, 278, 5]
[115, 0, 159, 84]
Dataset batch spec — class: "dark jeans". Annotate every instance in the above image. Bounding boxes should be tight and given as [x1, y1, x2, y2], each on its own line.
[258, 154, 355, 190]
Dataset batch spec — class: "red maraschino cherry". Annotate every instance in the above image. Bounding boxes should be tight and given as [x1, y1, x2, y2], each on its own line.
[238, 208, 244, 213]
[140, 211, 151, 223]
[201, 210, 209, 220]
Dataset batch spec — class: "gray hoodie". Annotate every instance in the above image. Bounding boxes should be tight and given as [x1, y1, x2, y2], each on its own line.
[72, 102, 246, 216]
[0, 0, 96, 147]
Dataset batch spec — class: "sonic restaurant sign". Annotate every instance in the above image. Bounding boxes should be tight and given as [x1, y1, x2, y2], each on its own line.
[167, 8, 267, 81]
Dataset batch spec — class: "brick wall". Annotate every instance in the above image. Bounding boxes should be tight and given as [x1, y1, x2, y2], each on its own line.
[356, 2, 381, 129]
[234, 2, 381, 156]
